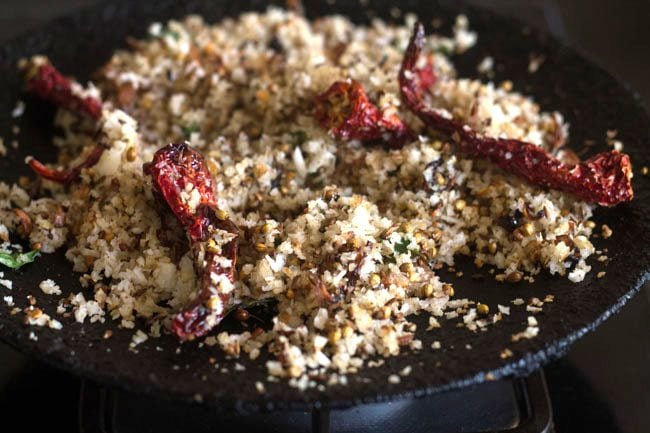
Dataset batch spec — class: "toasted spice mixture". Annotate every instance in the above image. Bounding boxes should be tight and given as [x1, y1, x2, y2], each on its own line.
[0, 9, 624, 388]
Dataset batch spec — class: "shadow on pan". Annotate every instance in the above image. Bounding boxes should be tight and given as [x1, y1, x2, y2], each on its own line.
[0, 0, 648, 412]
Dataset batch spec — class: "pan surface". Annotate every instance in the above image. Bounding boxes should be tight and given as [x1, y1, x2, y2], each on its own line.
[0, 0, 648, 411]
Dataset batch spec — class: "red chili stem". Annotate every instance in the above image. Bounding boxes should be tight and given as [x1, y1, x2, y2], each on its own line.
[144, 143, 240, 340]
[26, 145, 105, 184]
[25, 60, 102, 120]
[399, 22, 633, 206]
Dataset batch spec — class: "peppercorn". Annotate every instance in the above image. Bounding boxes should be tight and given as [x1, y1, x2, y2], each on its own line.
[521, 222, 535, 236]
[234, 309, 249, 321]
[505, 271, 522, 283]
[205, 296, 221, 310]
[206, 238, 219, 253]
[499, 209, 523, 231]
[125, 146, 137, 162]
[511, 229, 524, 241]
[422, 283, 434, 297]
[328, 328, 341, 344]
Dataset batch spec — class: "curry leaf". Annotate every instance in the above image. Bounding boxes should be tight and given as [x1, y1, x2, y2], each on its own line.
[382, 254, 397, 264]
[162, 28, 181, 41]
[181, 123, 200, 137]
[394, 236, 419, 257]
[226, 297, 277, 316]
[435, 45, 454, 56]
[394, 236, 411, 255]
[0, 249, 40, 270]
[289, 130, 308, 146]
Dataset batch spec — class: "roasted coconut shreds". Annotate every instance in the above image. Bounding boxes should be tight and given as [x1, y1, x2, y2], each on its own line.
[144, 142, 240, 340]
[22, 58, 105, 184]
[399, 22, 633, 207]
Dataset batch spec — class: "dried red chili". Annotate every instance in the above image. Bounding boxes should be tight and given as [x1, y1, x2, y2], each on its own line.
[314, 80, 412, 146]
[26, 146, 105, 185]
[24, 58, 105, 184]
[144, 143, 240, 340]
[24, 58, 102, 120]
[399, 23, 633, 206]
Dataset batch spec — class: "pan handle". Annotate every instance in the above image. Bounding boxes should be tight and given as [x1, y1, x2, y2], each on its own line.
[505, 370, 554, 433]
[312, 406, 331, 433]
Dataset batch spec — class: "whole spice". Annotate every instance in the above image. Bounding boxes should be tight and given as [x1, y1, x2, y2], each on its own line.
[505, 271, 522, 283]
[23, 57, 102, 120]
[23, 58, 105, 184]
[144, 142, 240, 340]
[314, 80, 412, 147]
[26, 146, 105, 184]
[399, 23, 633, 206]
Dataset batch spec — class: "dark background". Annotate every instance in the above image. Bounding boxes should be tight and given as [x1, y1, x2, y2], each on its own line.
[0, 1, 648, 432]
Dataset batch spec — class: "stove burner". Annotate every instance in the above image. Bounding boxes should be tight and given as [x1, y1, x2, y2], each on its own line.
[78, 371, 553, 433]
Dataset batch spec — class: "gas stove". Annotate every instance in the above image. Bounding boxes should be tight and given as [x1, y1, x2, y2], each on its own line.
[77, 371, 552, 433]
[1, 346, 553, 433]
[1, 279, 647, 433]
[2, 282, 646, 433]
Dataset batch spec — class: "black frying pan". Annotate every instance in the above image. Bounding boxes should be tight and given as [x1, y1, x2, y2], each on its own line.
[0, 0, 648, 412]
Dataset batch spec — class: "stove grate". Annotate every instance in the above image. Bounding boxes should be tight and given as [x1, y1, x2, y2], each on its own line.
[79, 371, 553, 433]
